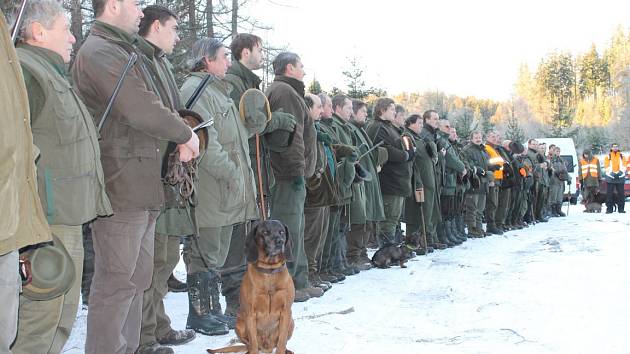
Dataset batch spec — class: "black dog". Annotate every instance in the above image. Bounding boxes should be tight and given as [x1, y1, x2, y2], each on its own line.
[371, 244, 414, 269]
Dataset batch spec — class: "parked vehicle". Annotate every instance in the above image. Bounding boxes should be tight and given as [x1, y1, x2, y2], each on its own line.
[537, 137, 579, 204]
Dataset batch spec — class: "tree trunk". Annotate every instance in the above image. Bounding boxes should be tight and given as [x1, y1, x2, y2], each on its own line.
[206, 0, 213, 37]
[231, 0, 238, 38]
[69, 0, 84, 52]
[189, 0, 197, 41]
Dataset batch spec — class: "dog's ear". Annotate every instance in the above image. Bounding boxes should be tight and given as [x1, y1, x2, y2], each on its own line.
[246, 221, 260, 263]
[283, 224, 293, 262]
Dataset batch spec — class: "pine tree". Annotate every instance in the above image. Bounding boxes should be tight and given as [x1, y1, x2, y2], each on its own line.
[505, 102, 525, 143]
[342, 56, 367, 99]
[308, 79, 322, 94]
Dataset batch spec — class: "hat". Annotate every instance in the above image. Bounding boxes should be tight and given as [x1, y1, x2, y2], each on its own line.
[178, 109, 208, 152]
[509, 141, 525, 154]
[239, 89, 271, 134]
[22, 234, 76, 301]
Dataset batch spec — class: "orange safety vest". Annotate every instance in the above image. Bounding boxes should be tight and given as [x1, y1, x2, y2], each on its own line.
[485, 144, 504, 180]
[579, 157, 599, 179]
[604, 151, 626, 175]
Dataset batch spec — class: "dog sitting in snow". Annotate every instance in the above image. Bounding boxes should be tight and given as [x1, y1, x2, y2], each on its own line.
[207, 220, 294, 354]
[371, 243, 414, 268]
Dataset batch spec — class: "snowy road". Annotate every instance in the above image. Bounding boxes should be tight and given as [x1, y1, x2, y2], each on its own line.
[64, 207, 630, 353]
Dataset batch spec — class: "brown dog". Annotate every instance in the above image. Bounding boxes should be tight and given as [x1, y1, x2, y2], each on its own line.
[207, 220, 295, 354]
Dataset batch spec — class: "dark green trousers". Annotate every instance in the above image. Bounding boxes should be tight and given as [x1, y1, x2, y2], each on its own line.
[270, 179, 308, 289]
[379, 194, 404, 246]
[320, 206, 341, 273]
[484, 185, 499, 227]
[219, 222, 248, 315]
[495, 187, 511, 228]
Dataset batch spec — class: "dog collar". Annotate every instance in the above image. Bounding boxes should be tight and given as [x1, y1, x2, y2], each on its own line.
[255, 262, 287, 274]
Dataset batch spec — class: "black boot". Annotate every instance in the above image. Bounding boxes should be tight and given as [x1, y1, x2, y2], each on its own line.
[167, 273, 187, 293]
[445, 220, 462, 244]
[450, 219, 467, 242]
[186, 273, 229, 336]
[556, 204, 566, 217]
[456, 215, 467, 237]
[437, 222, 454, 247]
[207, 271, 237, 329]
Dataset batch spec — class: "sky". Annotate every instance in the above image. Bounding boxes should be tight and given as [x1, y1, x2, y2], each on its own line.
[242, 0, 630, 100]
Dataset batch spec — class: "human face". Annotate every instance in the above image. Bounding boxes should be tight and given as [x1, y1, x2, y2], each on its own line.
[486, 132, 498, 145]
[153, 17, 179, 55]
[438, 120, 451, 134]
[28, 14, 75, 63]
[205, 46, 231, 78]
[612, 144, 619, 152]
[287, 59, 305, 81]
[409, 119, 423, 134]
[309, 96, 322, 121]
[449, 127, 458, 141]
[116, 0, 144, 34]
[471, 132, 482, 145]
[426, 112, 439, 129]
[382, 104, 396, 122]
[354, 105, 368, 124]
[244, 42, 263, 70]
[529, 140, 539, 150]
[336, 98, 353, 121]
[321, 97, 333, 119]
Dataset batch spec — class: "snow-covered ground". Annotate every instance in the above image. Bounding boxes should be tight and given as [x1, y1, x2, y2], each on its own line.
[64, 205, 630, 354]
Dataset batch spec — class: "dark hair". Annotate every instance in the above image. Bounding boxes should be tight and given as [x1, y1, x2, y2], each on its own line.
[304, 95, 315, 109]
[139, 5, 177, 37]
[528, 138, 537, 145]
[230, 33, 262, 61]
[318, 93, 330, 105]
[422, 109, 438, 123]
[395, 104, 406, 114]
[92, 0, 107, 17]
[374, 98, 395, 118]
[352, 99, 367, 114]
[405, 114, 421, 127]
[331, 94, 349, 112]
[189, 38, 224, 72]
[272, 52, 300, 76]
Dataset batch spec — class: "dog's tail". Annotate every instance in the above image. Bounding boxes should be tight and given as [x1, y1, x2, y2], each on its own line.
[207, 344, 248, 353]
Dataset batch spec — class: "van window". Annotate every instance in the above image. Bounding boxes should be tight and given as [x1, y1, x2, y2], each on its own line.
[560, 155, 574, 172]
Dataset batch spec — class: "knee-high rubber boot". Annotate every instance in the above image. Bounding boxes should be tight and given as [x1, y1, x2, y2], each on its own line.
[186, 272, 229, 336]
[207, 271, 236, 329]
[437, 222, 454, 247]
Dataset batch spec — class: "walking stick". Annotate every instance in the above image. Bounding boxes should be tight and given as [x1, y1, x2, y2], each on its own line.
[419, 205, 429, 251]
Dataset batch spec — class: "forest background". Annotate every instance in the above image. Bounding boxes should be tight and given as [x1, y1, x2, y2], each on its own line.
[3, 0, 630, 152]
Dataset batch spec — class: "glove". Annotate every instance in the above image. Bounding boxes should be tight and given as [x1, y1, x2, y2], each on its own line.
[406, 149, 415, 162]
[348, 150, 359, 163]
[292, 176, 305, 191]
[476, 168, 486, 177]
[426, 144, 436, 158]
[317, 130, 332, 145]
[503, 163, 510, 171]
[333, 144, 356, 159]
[488, 164, 501, 172]
[264, 110, 296, 134]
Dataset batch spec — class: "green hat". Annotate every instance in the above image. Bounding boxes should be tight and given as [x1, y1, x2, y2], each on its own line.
[239, 89, 271, 134]
[22, 234, 75, 301]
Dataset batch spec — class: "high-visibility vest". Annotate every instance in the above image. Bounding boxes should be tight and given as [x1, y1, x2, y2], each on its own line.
[604, 151, 626, 175]
[485, 144, 504, 180]
[579, 157, 599, 179]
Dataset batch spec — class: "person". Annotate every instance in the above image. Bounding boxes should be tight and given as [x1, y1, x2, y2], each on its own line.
[221, 32, 296, 315]
[436, 119, 466, 245]
[402, 114, 433, 253]
[604, 143, 626, 213]
[448, 126, 473, 239]
[330, 95, 361, 275]
[179, 37, 261, 335]
[578, 149, 602, 212]
[264, 52, 320, 301]
[366, 98, 413, 246]
[12, 2, 113, 353]
[71, 0, 200, 351]
[525, 139, 543, 223]
[549, 145, 569, 217]
[483, 130, 506, 235]
[463, 131, 490, 237]
[0, 10, 51, 354]
[303, 93, 335, 292]
[346, 99, 385, 266]
[135, 6, 196, 353]
[418, 110, 447, 248]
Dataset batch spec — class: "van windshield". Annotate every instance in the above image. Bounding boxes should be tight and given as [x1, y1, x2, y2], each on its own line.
[560, 155, 574, 172]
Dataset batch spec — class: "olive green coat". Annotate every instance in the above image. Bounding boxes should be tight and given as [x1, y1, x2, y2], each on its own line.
[181, 73, 259, 228]
[437, 130, 466, 196]
[463, 142, 490, 195]
[0, 13, 50, 254]
[18, 44, 112, 226]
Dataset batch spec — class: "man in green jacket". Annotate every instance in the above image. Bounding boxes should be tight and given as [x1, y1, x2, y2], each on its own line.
[72, 0, 199, 352]
[220, 33, 296, 314]
[549, 145, 569, 217]
[463, 131, 491, 237]
[14, 2, 112, 353]
[418, 110, 447, 249]
[366, 98, 413, 246]
[437, 119, 467, 245]
[0, 10, 51, 353]
[136, 6, 196, 353]
[347, 99, 385, 268]
[265, 51, 321, 302]
[180, 38, 262, 335]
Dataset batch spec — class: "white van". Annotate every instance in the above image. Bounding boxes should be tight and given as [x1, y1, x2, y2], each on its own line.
[536, 137, 579, 204]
